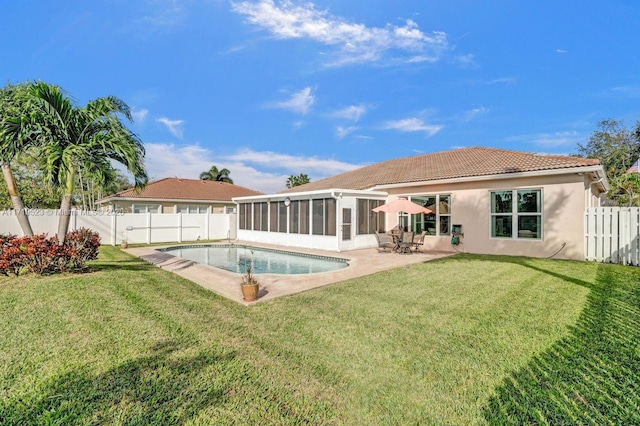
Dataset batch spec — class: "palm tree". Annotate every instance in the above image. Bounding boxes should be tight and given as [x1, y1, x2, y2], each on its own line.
[199, 165, 233, 183]
[0, 82, 35, 236]
[23, 82, 148, 243]
[285, 173, 310, 189]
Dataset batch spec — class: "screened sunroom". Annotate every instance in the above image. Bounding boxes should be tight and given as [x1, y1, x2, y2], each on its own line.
[232, 189, 388, 252]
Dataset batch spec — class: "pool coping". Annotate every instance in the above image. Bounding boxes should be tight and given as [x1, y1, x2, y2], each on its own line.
[124, 241, 456, 305]
[158, 243, 350, 274]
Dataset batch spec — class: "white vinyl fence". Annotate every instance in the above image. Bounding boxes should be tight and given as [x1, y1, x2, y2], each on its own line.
[0, 210, 237, 245]
[584, 207, 640, 266]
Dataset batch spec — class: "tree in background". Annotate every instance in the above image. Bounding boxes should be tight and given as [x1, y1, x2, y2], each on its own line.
[609, 173, 640, 207]
[0, 83, 37, 235]
[199, 165, 233, 183]
[0, 151, 61, 209]
[577, 119, 640, 206]
[0, 150, 131, 211]
[76, 165, 131, 211]
[13, 81, 147, 243]
[285, 173, 310, 189]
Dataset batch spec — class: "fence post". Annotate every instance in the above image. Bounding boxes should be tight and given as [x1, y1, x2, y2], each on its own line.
[633, 208, 640, 266]
[111, 211, 117, 246]
[147, 212, 152, 244]
[178, 212, 182, 243]
[205, 211, 210, 240]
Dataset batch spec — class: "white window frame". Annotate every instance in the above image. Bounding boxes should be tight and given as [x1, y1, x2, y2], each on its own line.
[177, 205, 207, 214]
[437, 194, 451, 236]
[408, 194, 451, 237]
[132, 204, 160, 213]
[489, 188, 543, 240]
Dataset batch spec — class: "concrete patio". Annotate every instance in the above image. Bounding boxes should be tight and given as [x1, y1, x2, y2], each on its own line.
[124, 242, 456, 305]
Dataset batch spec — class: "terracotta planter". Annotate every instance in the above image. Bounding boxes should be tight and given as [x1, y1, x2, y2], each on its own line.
[120, 242, 128, 249]
[241, 283, 259, 302]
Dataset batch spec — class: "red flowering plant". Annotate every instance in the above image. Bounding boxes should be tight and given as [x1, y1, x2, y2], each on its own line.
[0, 228, 100, 276]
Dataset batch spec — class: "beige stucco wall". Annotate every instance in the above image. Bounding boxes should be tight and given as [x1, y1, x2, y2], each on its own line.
[385, 173, 591, 260]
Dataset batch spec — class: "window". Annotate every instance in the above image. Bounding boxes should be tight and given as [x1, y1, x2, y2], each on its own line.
[270, 201, 287, 233]
[357, 199, 386, 234]
[410, 195, 450, 236]
[252, 202, 268, 231]
[491, 189, 542, 239]
[439, 195, 451, 236]
[289, 200, 309, 234]
[238, 203, 252, 230]
[133, 204, 159, 213]
[312, 198, 336, 236]
[177, 205, 207, 214]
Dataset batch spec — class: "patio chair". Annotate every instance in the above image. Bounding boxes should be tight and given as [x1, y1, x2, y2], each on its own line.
[374, 231, 394, 253]
[398, 231, 414, 254]
[412, 231, 427, 252]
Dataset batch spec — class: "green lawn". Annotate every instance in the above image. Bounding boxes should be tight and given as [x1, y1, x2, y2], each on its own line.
[1, 247, 638, 425]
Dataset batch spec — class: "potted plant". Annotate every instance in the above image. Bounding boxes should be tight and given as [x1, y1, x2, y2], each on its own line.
[120, 232, 128, 249]
[240, 249, 260, 302]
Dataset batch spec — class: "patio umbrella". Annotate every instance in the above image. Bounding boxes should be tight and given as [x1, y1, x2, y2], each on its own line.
[372, 198, 434, 214]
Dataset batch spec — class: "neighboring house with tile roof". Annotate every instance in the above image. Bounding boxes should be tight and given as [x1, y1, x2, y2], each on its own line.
[97, 177, 263, 214]
[233, 147, 609, 260]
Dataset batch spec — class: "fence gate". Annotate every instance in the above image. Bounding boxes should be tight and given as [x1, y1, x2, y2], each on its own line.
[584, 207, 640, 266]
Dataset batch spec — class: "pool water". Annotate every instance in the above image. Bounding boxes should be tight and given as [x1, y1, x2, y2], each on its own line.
[160, 244, 349, 274]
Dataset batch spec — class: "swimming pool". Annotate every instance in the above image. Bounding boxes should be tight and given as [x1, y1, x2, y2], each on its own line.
[160, 244, 349, 275]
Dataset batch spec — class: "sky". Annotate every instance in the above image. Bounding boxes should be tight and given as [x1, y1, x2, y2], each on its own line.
[3, 0, 640, 193]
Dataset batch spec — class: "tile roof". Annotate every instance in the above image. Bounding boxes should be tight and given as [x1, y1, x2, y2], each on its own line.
[281, 147, 601, 193]
[101, 177, 263, 202]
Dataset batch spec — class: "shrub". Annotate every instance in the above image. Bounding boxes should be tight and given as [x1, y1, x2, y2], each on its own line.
[0, 234, 23, 276]
[64, 228, 101, 269]
[0, 229, 101, 276]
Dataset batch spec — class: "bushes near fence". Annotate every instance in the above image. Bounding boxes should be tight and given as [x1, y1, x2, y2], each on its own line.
[0, 228, 100, 276]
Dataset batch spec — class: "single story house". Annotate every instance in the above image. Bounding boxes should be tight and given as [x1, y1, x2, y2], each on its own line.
[233, 147, 609, 260]
[97, 177, 263, 214]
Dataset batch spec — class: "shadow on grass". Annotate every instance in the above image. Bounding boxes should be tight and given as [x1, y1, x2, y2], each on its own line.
[90, 257, 157, 273]
[482, 259, 640, 424]
[0, 340, 235, 425]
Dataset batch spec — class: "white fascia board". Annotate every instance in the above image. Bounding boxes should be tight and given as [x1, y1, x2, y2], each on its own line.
[593, 168, 610, 192]
[95, 197, 233, 204]
[370, 166, 607, 190]
[232, 188, 388, 203]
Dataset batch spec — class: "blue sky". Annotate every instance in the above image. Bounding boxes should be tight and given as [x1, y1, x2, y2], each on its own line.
[3, 0, 639, 193]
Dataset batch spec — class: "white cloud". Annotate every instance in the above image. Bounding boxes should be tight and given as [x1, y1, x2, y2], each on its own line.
[382, 117, 443, 137]
[556, 49, 568, 54]
[485, 77, 516, 85]
[453, 53, 476, 66]
[144, 144, 362, 193]
[462, 106, 489, 122]
[331, 104, 367, 122]
[272, 87, 316, 114]
[605, 85, 640, 98]
[138, 0, 187, 28]
[156, 117, 184, 138]
[336, 126, 358, 139]
[232, 0, 449, 66]
[506, 130, 582, 147]
[225, 148, 360, 175]
[144, 143, 285, 193]
[131, 108, 149, 124]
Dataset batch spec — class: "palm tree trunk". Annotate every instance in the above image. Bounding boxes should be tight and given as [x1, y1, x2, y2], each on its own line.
[57, 166, 75, 245]
[2, 163, 34, 236]
[78, 169, 87, 211]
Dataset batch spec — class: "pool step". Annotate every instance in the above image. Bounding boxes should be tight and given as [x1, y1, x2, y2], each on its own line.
[140, 252, 196, 271]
